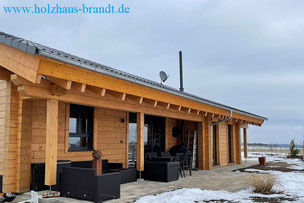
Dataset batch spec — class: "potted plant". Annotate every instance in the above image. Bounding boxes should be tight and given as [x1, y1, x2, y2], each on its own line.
[258, 156, 266, 165]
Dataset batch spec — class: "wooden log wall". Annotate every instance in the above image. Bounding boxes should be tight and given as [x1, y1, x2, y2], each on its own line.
[0, 81, 6, 178]
[165, 118, 181, 151]
[31, 100, 128, 168]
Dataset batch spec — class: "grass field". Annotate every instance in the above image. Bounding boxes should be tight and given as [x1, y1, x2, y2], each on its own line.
[242, 144, 304, 155]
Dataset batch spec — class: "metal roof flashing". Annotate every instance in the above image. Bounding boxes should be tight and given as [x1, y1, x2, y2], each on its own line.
[0, 31, 268, 122]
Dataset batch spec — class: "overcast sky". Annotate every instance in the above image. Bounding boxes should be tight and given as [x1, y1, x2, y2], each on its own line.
[1, 0, 303, 144]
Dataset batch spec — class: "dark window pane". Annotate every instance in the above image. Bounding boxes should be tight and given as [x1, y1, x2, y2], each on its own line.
[80, 112, 89, 134]
[69, 104, 93, 151]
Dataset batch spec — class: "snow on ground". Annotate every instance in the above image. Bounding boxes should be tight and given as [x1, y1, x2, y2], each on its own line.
[243, 152, 304, 170]
[135, 188, 285, 203]
[136, 152, 304, 203]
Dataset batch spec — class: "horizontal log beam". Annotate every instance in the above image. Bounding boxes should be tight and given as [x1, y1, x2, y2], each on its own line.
[17, 84, 204, 122]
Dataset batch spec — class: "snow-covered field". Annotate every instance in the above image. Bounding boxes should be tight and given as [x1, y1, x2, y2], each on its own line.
[136, 152, 304, 203]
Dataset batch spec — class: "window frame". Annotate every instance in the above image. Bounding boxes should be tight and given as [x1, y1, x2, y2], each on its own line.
[68, 104, 94, 152]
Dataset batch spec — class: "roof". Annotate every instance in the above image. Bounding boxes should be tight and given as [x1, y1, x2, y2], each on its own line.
[0, 31, 268, 121]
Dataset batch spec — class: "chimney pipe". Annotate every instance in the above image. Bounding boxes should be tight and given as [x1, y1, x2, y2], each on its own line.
[179, 51, 184, 92]
[179, 51, 185, 144]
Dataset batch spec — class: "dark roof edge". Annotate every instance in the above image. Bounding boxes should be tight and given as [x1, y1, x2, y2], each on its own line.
[39, 50, 268, 122]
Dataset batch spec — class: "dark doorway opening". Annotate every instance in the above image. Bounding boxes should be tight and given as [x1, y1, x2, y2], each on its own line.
[128, 113, 166, 166]
[228, 124, 233, 163]
[144, 115, 166, 153]
[212, 125, 218, 166]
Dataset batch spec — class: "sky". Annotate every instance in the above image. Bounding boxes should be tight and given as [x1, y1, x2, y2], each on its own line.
[0, 0, 303, 144]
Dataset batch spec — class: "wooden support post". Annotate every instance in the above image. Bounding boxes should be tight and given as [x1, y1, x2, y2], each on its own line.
[235, 122, 242, 164]
[16, 98, 33, 192]
[243, 128, 248, 158]
[197, 121, 204, 169]
[45, 99, 59, 186]
[137, 112, 144, 174]
[203, 116, 212, 170]
[2, 81, 18, 193]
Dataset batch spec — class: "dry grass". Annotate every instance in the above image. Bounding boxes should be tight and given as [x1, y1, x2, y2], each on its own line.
[249, 174, 277, 194]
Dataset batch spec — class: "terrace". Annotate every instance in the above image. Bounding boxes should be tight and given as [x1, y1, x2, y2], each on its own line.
[15, 160, 257, 202]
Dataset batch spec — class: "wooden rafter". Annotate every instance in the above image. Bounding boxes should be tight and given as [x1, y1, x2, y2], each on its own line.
[178, 106, 182, 112]
[166, 103, 170, 109]
[139, 97, 143, 104]
[47, 76, 72, 90]
[72, 82, 86, 93]
[154, 100, 158, 107]
[122, 93, 126, 101]
[101, 88, 106, 96]
[86, 85, 106, 97]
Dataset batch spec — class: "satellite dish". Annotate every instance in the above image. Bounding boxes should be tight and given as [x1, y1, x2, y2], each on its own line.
[159, 71, 169, 84]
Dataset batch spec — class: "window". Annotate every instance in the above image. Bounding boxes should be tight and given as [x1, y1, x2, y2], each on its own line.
[69, 104, 94, 151]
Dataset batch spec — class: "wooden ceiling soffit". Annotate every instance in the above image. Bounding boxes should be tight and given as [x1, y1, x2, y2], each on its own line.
[0, 43, 40, 83]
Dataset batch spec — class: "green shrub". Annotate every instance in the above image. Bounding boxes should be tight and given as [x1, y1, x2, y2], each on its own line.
[289, 139, 300, 157]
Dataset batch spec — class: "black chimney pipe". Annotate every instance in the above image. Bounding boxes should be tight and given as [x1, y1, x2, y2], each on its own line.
[179, 51, 185, 144]
[179, 51, 184, 92]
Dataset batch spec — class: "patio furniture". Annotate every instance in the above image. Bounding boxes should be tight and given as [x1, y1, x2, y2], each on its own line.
[182, 152, 193, 177]
[71, 160, 123, 173]
[146, 152, 158, 160]
[160, 151, 171, 158]
[173, 152, 184, 177]
[144, 161, 180, 182]
[60, 167, 120, 202]
[31, 160, 71, 191]
[116, 167, 137, 184]
[71, 160, 136, 184]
